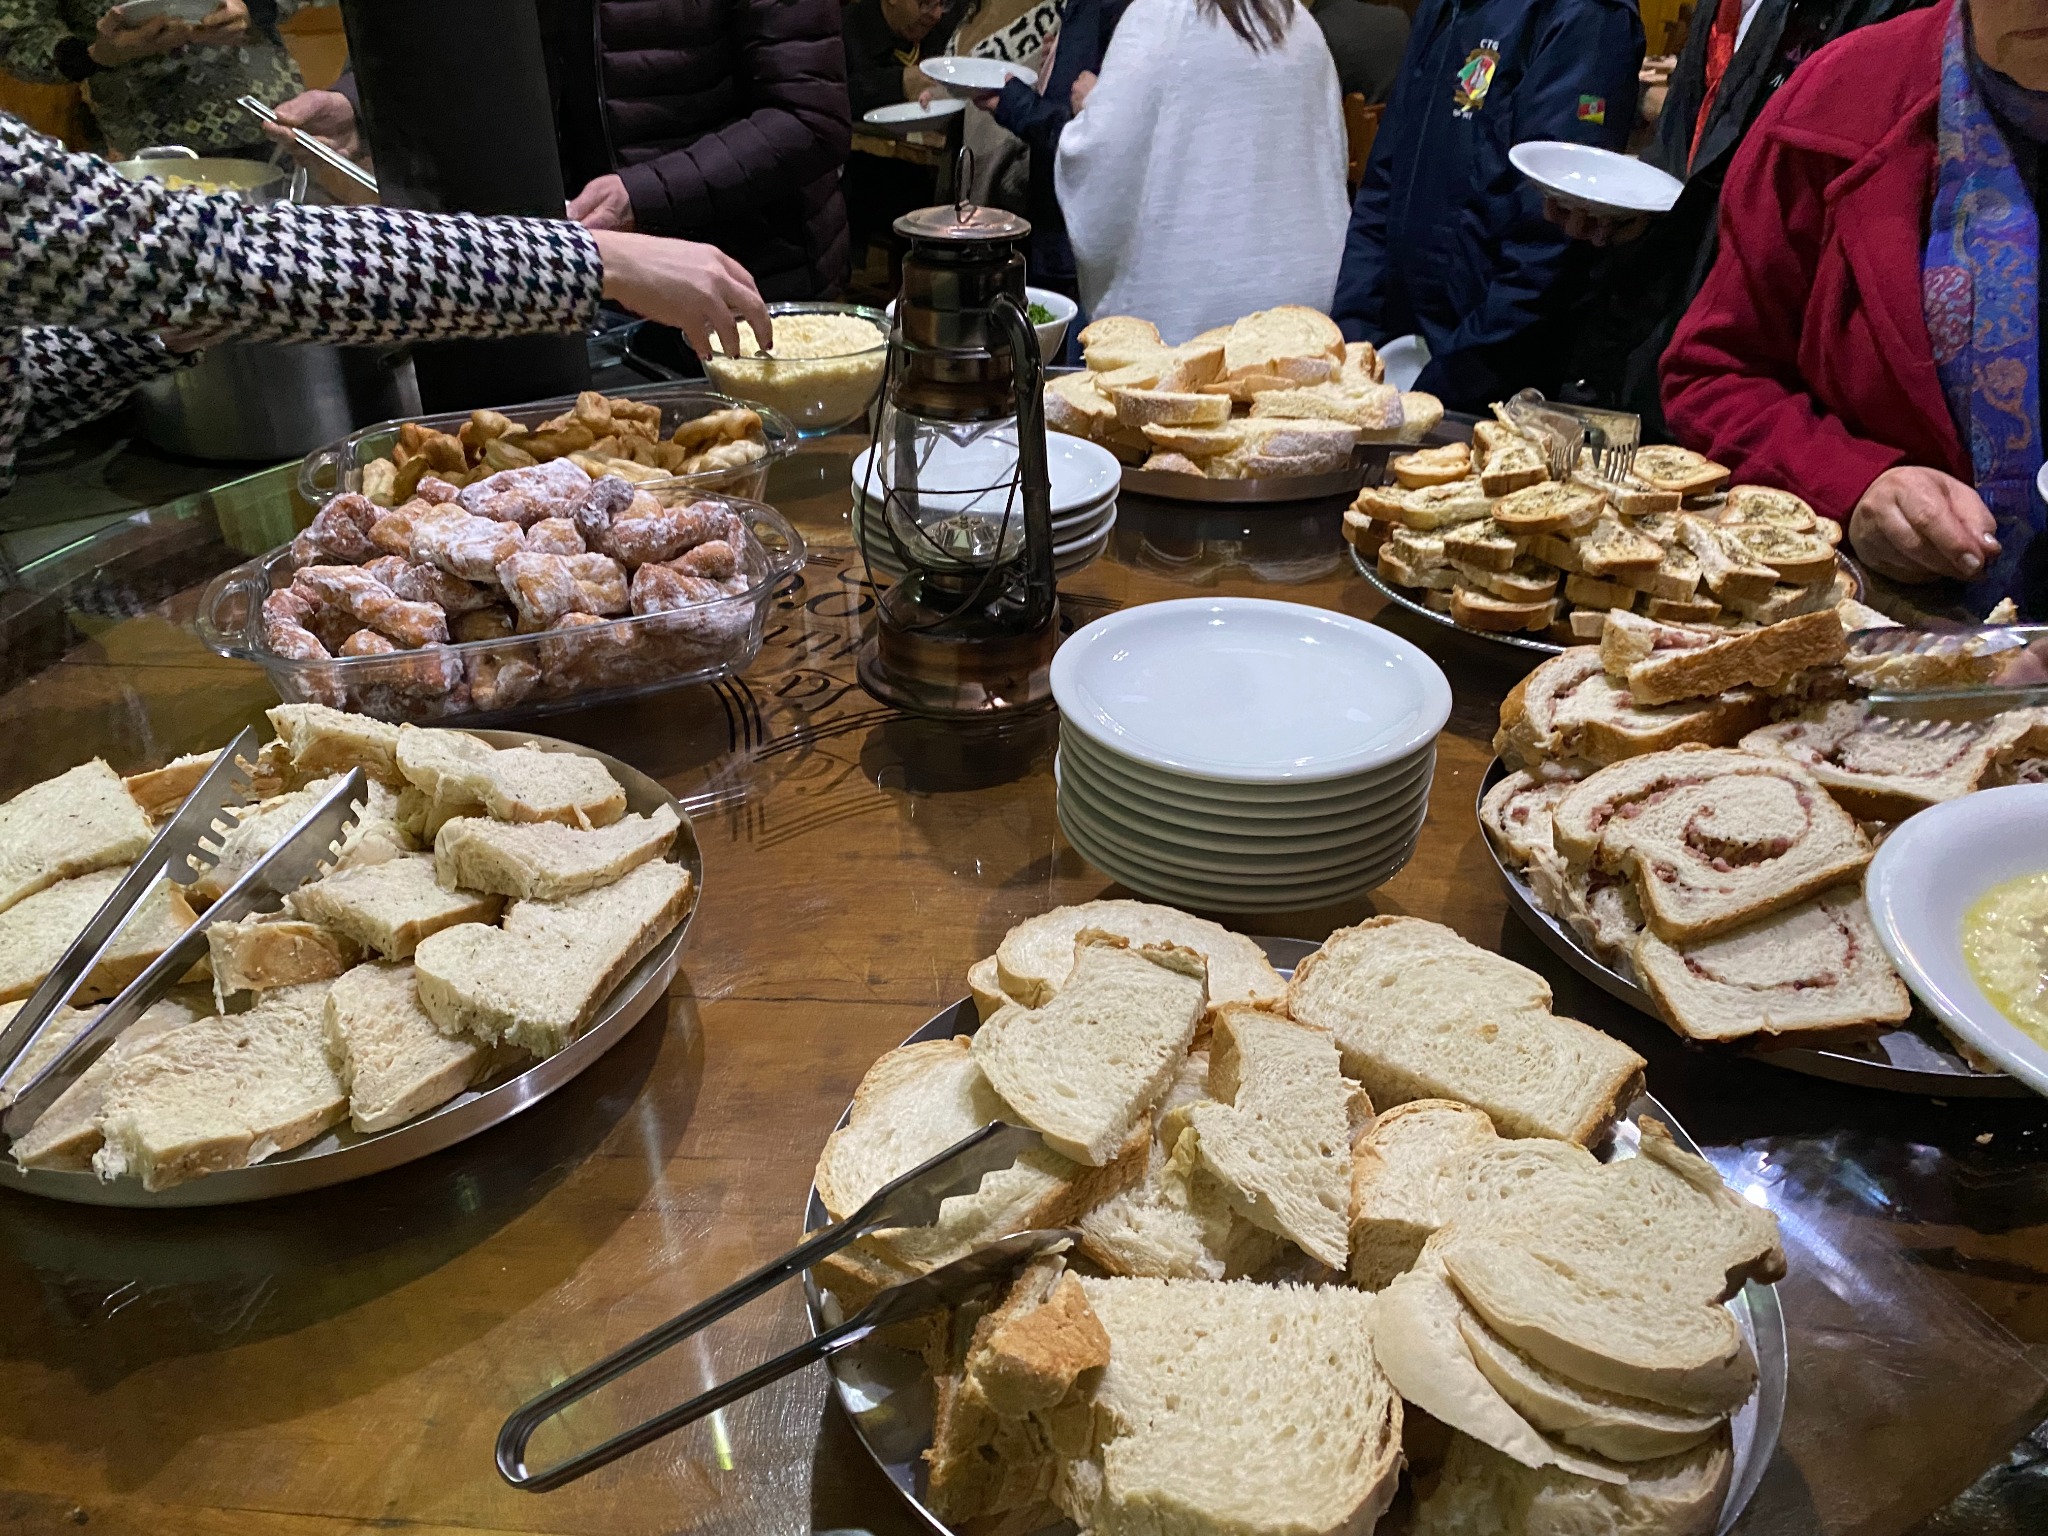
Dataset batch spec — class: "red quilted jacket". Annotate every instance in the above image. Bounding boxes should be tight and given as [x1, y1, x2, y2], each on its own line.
[1660, 0, 1968, 524]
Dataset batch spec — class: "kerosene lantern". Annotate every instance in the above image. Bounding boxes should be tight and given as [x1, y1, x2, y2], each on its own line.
[855, 186, 1057, 717]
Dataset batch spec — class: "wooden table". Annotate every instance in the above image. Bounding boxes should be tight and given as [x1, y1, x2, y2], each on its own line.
[3, 436, 2047, 1535]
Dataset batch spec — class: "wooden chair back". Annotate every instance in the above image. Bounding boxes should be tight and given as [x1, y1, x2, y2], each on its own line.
[1343, 95, 1384, 193]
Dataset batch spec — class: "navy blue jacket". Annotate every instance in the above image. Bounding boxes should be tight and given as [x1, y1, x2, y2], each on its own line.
[994, 0, 1131, 287]
[1332, 0, 1643, 409]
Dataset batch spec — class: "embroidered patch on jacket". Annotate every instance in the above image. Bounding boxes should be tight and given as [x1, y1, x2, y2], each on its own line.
[1452, 47, 1499, 117]
[1576, 94, 1607, 124]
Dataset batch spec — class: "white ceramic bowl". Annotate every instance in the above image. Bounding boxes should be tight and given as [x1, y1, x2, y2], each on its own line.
[1053, 598, 1452, 785]
[1027, 286, 1078, 362]
[920, 55, 1036, 93]
[2036, 459, 2047, 508]
[1865, 783, 2048, 1096]
[1509, 141, 1684, 216]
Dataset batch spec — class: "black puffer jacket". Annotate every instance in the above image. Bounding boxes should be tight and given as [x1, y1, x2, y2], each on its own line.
[566, 0, 853, 299]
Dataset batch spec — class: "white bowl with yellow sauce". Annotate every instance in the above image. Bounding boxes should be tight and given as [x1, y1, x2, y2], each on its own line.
[1866, 783, 2048, 1096]
[701, 301, 889, 436]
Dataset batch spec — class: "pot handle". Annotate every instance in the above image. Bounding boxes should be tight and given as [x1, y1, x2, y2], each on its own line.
[133, 145, 200, 161]
[299, 442, 346, 503]
[196, 566, 270, 658]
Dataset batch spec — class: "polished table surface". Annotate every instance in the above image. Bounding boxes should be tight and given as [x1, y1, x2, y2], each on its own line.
[3, 435, 2047, 1536]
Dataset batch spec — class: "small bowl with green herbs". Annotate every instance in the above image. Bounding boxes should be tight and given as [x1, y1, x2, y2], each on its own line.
[1027, 286, 1077, 363]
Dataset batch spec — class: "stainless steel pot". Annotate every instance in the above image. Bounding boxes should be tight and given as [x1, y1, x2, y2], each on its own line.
[106, 145, 288, 202]
[138, 343, 421, 461]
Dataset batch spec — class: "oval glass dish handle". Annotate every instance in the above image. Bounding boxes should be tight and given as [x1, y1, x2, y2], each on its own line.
[297, 441, 346, 505]
[758, 513, 809, 584]
[195, 565, 270, 657]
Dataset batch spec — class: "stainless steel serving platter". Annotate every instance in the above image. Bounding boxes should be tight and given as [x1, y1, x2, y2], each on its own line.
[0, 730, 701, 1207]
[1123, 433, 1453, 507]
[803, 936, 1788, 1536]
[1477, 758, 2028, 1097]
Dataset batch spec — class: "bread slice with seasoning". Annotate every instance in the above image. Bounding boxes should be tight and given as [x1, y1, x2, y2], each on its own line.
[1473, 421, 1549, 496]
[0, 868, 198, 1003]
[412, 857, 690, 1059]
[1443, 517, 1526, 573]
[1578, 515, 1666, 581]
[0, 760, 154, 918]
[1352, 478, 1493, 531]
[323, 960, 491, 1133]
[972, 934, 1207, 1167]
[91, 981, 345, 1191]
[1287, 918, 1643, 1144]
[993, 899, 1286, 1011]
[1455, 559, 1561, 604]
[1629, 446, 1731, 498]
[1572, 465, 1684, 517]
[1393, 441, 1474, 489]
[1676, 515, 1778, 604]
[1633, 886, 1912, 1043]
[1452, 586, 1558, 634]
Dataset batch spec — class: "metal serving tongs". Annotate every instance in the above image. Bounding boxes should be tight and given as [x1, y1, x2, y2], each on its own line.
[497, 1121, 1059, 1493]
[236, 94, 380, 198]
[0, 765, 367, 1143]
[1505, 388, 1641, 483]
[1849, 622, 2048, 720]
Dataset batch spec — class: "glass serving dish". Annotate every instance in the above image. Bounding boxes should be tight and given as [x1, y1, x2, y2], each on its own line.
[194, 496, 806, 725]
[699, 301, 890, 436]
[295, 383, 797, 510]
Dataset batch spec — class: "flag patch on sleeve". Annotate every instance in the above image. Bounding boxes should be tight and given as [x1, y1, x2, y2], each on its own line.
[1576, 94, 1607, 124]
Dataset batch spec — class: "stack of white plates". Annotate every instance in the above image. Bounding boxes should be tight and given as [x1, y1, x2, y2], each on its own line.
[1050, 598, 1452, 912]
[852, 432, 1119, 583]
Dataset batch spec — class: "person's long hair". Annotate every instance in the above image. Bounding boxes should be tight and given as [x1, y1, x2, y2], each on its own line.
[1198, 0, 1292, 49]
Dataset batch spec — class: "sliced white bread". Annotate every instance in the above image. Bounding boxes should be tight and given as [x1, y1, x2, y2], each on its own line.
[412, 857, 691, 1058]
[1221, 305, 1344, 379]
[1348, 1098, 1499, 1290]
[1494, 649, 1769, 771]
[966, 954, 1017, 1019]
[1069, 1276, 1403, 1536]
[1046, 371, 1118, 435]
[124, 749, 220, 822]
[1442, 517, 1525, 573]
[1383, 545, 1459, 591]
[1080, 315, 1163, 358]
[1185, 1006, 1357, 1268]
[1550, 748, 1871, 943]
[1720, 523, 1838, 585]
[0, 1000, 92, 1109]
[1409, 1429, 1731, 1536]
[1602, 608, 1847, 706]
[265, 703, 405, 787]
[1287, 918, 1643, 1145]
[1401, 391, 1447, 437]
[1740, 700, 2041, 822]
[1675, 515, 1778, 604]
[8, 995, 205, 1170]
[1247, 382, 1403, 430]
[1477, 770, 1578, 870]
[1721, 574, 1845, 626]
[289, 853, 502, 960]
[1114, 389, 1234, 431]
[973, 934, 1207, 1166]
[1458, 1313, 1724, 1463]
[1143, 420, 1248, 458]
[1563, 572, 1639, 611]
[433, 804, 679, 900]
[1352, 478, 1492, 531]
[1456, 559, 1559, 605]
[0, 868, 198, 1003]
[1143, 450, 1209, 477]
[1572, 465, 1683, 517]
[1452, 586, 1557, 634]
[1434, 1118, 1784, 1414]
[394, 727, 627, 832]
[993, 900, 1285, 1011]
[92, 981, 346, 1190]
[1634, 886, 1912, 1043]
[812, 1036, 1143, 1290]
[324, 960, 489, 1133]
[1393, 441, 1473, 489]
[0, 759, 154, 916]
[207, 914, 361, 1006]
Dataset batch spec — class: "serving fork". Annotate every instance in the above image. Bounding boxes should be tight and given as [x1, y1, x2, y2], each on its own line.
[496, 1121, 1058, 1492]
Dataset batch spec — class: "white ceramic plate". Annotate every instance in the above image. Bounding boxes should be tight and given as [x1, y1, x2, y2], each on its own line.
[1509, 141, 1684, 216]
[1060, 771, 1425, 879]
[1060, 726, 1433, 816]
[862, 98, 968, 126]
[919, 55, 1036, 92]
[1059, 803, 1417, 911]
[1053, 598, 1451, 785]
[852, 431, 1121, 518]
[1057, 746, 1430, 851]
[1866, 784, 2048, 1097]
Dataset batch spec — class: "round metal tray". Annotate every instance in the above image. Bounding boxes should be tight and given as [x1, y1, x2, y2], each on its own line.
[0, 730, 701, 1207]
[1122, 429, 1464, 506]
[804, 935, 1787, 1535]
[1477, 758, 2028, 1096]
[1351, 544, 1872, 661]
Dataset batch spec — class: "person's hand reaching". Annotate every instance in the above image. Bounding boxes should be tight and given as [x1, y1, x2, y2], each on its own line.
[1070, 70, 1097, 114]
[591, 231, 771, 362]
[265, 89, 363, 160]
[568, 174, 635, 232]
[1849, 466, 2002, 583]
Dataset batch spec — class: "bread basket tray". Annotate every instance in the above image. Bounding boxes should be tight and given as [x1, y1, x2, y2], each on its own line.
[800, 935, 1787, 1535]
[0, 731, 701, 1208]
[1122, 425, 1466, 507]
[1477, 758, 2030, 1097]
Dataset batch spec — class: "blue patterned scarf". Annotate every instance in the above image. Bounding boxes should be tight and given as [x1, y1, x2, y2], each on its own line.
[1922, 3, 2043, 608]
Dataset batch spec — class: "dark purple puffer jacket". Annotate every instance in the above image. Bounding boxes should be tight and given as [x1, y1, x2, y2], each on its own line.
[598, 0, 852, 298]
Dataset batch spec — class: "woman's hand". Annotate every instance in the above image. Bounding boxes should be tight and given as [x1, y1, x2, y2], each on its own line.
[568, 174, 634, 232]
[592, 230, 771, 361]
[89, 7, 191, 66]
[186, 0, 250, 48]
[1849, 465, 2002, 582]
[1070, 70, 1097, 114]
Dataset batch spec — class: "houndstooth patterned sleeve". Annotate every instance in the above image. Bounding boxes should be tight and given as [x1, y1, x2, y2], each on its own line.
[0, 114, 605, 487]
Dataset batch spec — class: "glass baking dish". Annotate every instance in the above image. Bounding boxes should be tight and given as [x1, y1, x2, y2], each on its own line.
[296, 382, 798, 509]
[195, 495, 806, 725]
